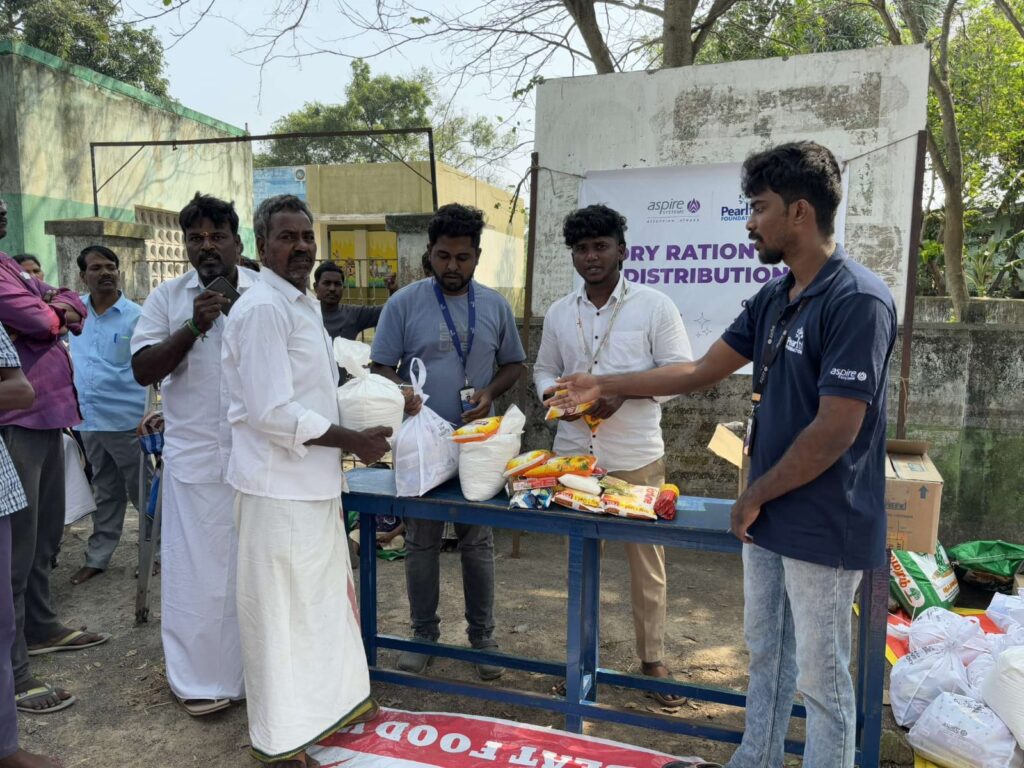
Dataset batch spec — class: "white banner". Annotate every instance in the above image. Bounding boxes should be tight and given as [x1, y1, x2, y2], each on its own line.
[579, 163, 847, 365]
[311, 708, 707, 767]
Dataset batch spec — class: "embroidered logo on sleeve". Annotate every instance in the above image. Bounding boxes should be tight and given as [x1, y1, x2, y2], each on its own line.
[785, 327, 804, 355]
[830, 367, 868, 382]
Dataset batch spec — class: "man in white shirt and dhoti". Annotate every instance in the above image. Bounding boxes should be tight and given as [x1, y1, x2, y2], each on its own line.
[534, 204, 693, 705]
[223, 194, 391, 768]
[131, 193, 254, 716]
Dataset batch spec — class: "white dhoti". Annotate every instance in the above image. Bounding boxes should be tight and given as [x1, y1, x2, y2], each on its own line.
[235, 492, 370, 762]
[161, 465, 245, 700]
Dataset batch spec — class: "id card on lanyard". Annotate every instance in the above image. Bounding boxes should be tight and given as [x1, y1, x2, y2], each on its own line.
[433, 280, 477, 412]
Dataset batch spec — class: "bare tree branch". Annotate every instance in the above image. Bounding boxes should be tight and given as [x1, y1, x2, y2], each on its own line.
[994, 0, 1024, 41]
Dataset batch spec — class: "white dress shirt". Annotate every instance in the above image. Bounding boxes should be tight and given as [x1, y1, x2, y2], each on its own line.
[222, 268, 344, 501]
[131, 267, 258, 484]
[533, 274, 693, 473]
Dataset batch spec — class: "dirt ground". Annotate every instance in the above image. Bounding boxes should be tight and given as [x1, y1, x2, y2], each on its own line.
[18, 511, 907, 768]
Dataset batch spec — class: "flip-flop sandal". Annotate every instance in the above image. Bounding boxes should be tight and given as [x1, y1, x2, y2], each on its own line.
[178, 696, 231, 717]
[28, 629, 111, 656]
[15, 685, 77, 714]
[642, 664, 687, 707]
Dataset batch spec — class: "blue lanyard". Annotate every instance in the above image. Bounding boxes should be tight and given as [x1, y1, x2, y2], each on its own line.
[432, 279, 475, 382]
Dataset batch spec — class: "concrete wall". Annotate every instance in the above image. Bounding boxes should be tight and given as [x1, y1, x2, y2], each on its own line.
[304, 160, 527, 308]
[533, 45, 930, 319]
[0, 41, 254, 282]
[508, 297, 1024, 548]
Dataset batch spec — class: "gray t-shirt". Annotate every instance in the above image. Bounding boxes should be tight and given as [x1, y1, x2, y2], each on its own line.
[321, 303, 384, 341]
[370, 278, 526, 425]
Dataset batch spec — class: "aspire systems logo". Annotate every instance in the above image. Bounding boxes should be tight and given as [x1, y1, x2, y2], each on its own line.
[647, 197, 702, 221]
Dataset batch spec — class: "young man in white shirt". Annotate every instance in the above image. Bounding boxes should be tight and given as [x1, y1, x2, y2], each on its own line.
[534, 204, 693, 704]
[223, 194, 391, 768]
[131, 194, 255, 717]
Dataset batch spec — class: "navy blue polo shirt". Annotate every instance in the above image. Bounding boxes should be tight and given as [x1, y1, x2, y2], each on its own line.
[721, 245, 897, 570]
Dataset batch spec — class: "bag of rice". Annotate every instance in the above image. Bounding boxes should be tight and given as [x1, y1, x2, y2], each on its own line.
[890, 544, 960, 617]
[458, 406, 525, 501]
[890, 641, 972, 727]
[909, 692, 1024, 768]
[334, 338, 405, 436]
[391, 359, 459, 497]
[909, 607, 988, 665]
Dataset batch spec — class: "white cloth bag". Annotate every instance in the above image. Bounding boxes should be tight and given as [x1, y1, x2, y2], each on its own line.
[983, 646, 1024, 748]
[392, 359, 459, 497]
[458, 405, 525, 501]
[890, 641, 972, 727]
[334, 338, 405, 436]
[909, 692, 1024, 768]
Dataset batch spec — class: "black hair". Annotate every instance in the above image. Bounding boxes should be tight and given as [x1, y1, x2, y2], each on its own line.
[253, 194, 314, 241]
[741, 142, 842, 236]
[421, 249, 433, 276]
[77, 244, 120, 272]
[179, 192, 240, 235]
[562, 204, 628, 247]
[12, 254, 41, 267]
[427, 203, 485, 249]
[314, 261, 344, 283]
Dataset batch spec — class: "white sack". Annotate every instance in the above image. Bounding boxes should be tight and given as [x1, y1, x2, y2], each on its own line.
[983, 593, 1024, 634]
[909, 606, 988, 665]
[890, 642, 972, 727]
[64, 432, 97, 525]
[983, 646, 1024, 748]
[334, 338, 405, 436]
[909, 692, 1024, 768]
[392, 359, 459, 497]
[458, 405, 524, 502]
[968, 652, 997, 699]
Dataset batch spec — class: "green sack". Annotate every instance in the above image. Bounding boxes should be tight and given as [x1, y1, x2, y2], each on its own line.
[889, 543, 960, 616]
[948, 540, 1024, 579]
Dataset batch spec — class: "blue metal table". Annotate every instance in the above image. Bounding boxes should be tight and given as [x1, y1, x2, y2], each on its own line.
[345, 468, 887, 767]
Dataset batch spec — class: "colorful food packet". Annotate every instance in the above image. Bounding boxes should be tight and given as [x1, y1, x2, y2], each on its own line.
[552, 488, 604, 514]
[544, 390, 596, 421]
[601, 484, 660, 520]
[522, 454, 597, 478]
[654, 483, 680, 520]
[583, 413, 603, 432]
[451, 416, 501, 443]
[506, 476, 560, 494]
[599, 474, 633, 493]
[503, 449, 553, 478]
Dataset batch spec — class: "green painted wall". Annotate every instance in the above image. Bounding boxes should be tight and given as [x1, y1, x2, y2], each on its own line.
[0, 41, 253, 281]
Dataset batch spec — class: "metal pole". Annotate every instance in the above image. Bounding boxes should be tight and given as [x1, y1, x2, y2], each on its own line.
[426, 128, 439, 211]
[519, 152, 540, 384]
[90, 143, 99, 217]
[895, 130, 929, 439]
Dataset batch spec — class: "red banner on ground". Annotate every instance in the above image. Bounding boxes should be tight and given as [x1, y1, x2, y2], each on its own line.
[311, 708, 706, 768]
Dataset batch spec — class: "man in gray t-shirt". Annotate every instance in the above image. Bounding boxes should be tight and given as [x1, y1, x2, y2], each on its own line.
[370, 203, 525, 680]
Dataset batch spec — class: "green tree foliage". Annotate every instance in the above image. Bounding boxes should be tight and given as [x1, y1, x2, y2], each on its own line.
[256, 60, 517, 181]
[1, 0, 169, 96]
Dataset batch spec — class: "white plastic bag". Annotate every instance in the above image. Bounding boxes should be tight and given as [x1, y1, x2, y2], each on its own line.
[968, 652, 997, 699]
[458, 405, 525, 501]
[988, 592, 1024, 632]
[334, 338, 405, 436]
[909, 692, 1024, 768]
[983, 646, 1024, 748]
[391, 359, 460, 497]
[909, 606, 988, 665]
[890, 641, 972, 727]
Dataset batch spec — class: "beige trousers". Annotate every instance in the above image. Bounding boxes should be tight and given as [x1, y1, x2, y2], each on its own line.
[606, 458, 667, 664]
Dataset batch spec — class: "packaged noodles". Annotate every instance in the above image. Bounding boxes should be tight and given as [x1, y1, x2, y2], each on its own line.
[522, 455, 597, 478]
[451, 416, 501, 443]
[552, 488, 604, 514]
[503, 450, 553, 478]
[544, 390, 596, 421]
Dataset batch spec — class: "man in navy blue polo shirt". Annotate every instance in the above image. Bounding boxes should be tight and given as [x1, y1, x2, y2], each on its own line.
[548, 141, 897, 768]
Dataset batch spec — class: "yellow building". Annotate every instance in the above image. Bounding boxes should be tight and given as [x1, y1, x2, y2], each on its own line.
[256, 161, 527, 312]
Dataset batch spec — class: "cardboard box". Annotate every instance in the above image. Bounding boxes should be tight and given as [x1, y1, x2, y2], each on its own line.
[707, 421, 750, 496]
[1014, 561, 1024, 593]
[885, 439, 943, 554]
[707, 428, 944, 554]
